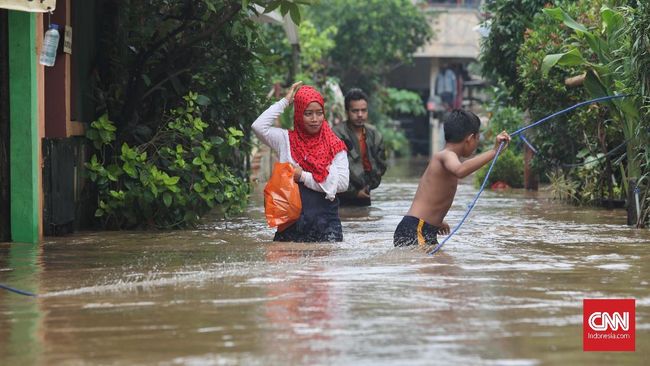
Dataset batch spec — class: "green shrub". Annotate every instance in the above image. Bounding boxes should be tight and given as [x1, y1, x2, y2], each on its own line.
[376, 120, 411, 158]
[624, 1, 650, 226]
[372, 87, 423, 157]
[484, 106, 525, 153]
[86, 93, 249, 229]
[479, 0, 549, 101]
[515, 0, 604, 171]
[475, 149, 524, 188]
[547, 169, 578, 202]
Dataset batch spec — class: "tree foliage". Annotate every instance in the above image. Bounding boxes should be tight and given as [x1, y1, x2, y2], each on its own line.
[87, 94, 248, 229]
[539, 1, 649, 209]
[480, 0, 648, 221]
[259, 19, 337, 86]
[515, 0, 600, 169]
[88, 0, 308, 228]
[612, 0, 650, 225]
[95, 0, 306, 143]
[309, 0, 432, 92]
[479, 0, 553, 101]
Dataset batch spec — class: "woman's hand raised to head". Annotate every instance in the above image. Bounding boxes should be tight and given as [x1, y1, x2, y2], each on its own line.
[284, 81, 303, 105]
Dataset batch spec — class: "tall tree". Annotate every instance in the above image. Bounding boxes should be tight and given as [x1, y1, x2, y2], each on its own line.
[86, 0, 310, 228]
[479, 0, 553, 101]
[309, 0, 432, 92]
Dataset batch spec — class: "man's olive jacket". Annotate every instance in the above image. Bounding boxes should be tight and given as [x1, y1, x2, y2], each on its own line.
[332, 121, 387, 199]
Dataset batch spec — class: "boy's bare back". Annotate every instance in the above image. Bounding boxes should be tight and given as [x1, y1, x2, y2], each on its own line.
[407, 150, 460, 227]
[405, 130, 510, 229]
[393, 107, 510, 248]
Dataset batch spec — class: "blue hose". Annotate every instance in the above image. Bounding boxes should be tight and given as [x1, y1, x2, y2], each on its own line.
[428, 94, 630, 255]
[0, 283, 37, 297]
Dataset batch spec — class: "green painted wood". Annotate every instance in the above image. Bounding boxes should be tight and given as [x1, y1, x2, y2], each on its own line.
[0, 10, 11, 242]
[8, 11, 39, 244]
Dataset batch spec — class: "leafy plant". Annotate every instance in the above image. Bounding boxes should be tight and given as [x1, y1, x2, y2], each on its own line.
[484, 105, 525, 153]
[512, 0, 632, 201]
[546, 169, 579, 202]
[475, 149, 524, 188]
[623, 0, 650, 226]
[86, 114, 117, 150]
[541, 4, 642, 188]
[573, 151, 607, 204]
[375, 119, 411, 158]
[380, 88, 427, 117]
[515, 0, 605, 165]
[85, 1, 313, 229]
[371, 87, 425, 157]
[86, 93, 249, 229]
[479, 0, 550, 102]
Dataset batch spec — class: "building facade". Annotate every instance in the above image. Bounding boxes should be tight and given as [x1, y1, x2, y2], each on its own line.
[1, 0, 97, 243]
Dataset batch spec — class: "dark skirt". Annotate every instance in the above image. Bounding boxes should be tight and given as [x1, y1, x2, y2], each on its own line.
[338, 195, 371, 207]
[273, 183, 343, 242]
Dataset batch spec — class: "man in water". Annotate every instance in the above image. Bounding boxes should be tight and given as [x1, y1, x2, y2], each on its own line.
[333, 88, 387, 206]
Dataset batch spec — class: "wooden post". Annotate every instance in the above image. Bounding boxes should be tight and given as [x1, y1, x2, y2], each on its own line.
[627, 178, 638, 226]
[524, 144, 538, 190]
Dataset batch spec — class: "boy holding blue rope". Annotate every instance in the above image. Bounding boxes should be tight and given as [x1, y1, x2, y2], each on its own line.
[394, 109, 511, 247]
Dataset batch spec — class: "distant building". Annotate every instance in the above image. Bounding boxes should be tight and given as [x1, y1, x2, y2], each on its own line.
[389, 0, 483, 156]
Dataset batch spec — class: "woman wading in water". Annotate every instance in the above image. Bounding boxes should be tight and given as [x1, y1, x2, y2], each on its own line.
[252, 82, 349, 242]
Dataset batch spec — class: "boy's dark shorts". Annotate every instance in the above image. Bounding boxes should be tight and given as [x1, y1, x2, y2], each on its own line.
[393, 215, 439, 247]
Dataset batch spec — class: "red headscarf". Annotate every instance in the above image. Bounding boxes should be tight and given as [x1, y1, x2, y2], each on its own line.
[288, 86, 346, 183]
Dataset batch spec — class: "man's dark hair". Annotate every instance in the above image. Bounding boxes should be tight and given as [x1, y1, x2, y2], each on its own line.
[344, 88, 369, 111]
[443, 109, 481, 143]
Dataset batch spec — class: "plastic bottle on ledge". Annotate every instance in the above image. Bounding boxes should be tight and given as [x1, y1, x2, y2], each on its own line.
[39, 24, 60, 67]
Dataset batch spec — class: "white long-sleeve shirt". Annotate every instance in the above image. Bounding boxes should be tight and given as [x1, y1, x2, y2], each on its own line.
[252, 98, 349, 201]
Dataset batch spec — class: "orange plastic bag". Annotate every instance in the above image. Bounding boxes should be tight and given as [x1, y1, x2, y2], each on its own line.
[264, 162, 302, 231]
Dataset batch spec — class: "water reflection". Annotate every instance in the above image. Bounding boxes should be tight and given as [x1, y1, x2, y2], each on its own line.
[263, 243, 336, 363]
[0, 243, 43, 365]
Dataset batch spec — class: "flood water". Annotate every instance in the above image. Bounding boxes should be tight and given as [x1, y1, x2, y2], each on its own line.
[1, 159, 648, 365]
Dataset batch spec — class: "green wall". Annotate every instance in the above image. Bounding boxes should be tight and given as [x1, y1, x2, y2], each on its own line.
[8, 11, 39, 244]
[0, 10, 11, 242]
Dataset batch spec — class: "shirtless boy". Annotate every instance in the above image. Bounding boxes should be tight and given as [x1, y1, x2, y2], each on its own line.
[394, 109, 511, 247]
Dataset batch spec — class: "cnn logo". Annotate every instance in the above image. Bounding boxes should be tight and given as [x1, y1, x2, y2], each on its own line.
[588, 311, 629, 331]
[583, 299, 635, 352]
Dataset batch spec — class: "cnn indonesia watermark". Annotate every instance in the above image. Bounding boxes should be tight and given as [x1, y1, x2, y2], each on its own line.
[583, 299, 635, 352]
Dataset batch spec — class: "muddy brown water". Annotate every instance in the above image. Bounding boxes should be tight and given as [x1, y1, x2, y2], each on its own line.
[1, 160, 648, 365]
